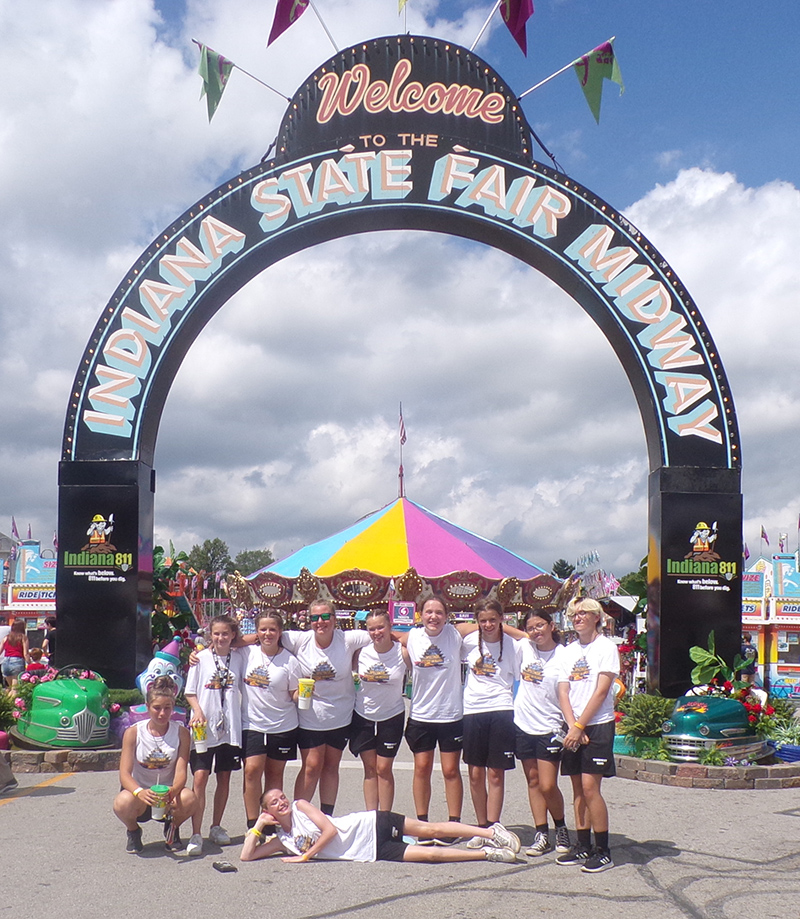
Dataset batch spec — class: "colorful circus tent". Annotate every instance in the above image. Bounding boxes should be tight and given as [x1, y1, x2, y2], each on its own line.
[225, 497, 562, 616]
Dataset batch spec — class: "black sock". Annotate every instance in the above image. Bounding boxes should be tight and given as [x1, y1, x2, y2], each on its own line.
[246, 818, 257, 829]
[320, 803, 334, 816]
[554, 818, 566, 828]
[417, 814, 429, 822]
[479, 823, 490, 829]
[594, 830, 609, 852]
[577, 829, 592, 848]
[535, 823, 549, 834]
[448, 816, 460, 824]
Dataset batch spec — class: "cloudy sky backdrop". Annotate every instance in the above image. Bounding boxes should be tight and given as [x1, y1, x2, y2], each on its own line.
[2, 0, 799, 576]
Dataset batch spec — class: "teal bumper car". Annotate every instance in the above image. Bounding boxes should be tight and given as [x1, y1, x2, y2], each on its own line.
[661, 696, 767, 761]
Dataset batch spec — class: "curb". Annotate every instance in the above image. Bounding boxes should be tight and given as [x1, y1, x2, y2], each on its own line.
[615, 754, 800, 789]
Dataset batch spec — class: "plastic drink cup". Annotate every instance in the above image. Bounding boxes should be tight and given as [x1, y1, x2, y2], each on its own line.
[192, 721, 208, 753]
[297, 678, 315, 710]
[150, 784, 170, 821]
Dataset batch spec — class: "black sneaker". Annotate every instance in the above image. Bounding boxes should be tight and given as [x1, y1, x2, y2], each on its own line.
[126, 827, 144, 853]
[555, 845, 591, 867]
[581, 849, 614, 873]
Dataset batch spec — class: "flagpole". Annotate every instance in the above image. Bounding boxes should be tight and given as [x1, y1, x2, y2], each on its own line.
[519, 36, 615, 99]
[192, 40, 291, 101]
[398, 402, 405, 499]
[308, 0, 339, 52]
[470, 0, 501, 52]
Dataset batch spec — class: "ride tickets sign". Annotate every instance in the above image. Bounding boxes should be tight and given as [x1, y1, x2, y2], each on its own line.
[64, 35, 738, 477]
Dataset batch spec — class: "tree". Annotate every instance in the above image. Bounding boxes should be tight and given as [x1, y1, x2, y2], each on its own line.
[552, 558, 575, 580]
[233, 548, 275, 576]
[187, 538, 233, 575]
[619, 556, 648, 614]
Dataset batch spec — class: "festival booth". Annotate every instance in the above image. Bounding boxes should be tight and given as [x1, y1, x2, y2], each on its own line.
[225, 496, 562, 626]
[742, 554, 800, 697]
[3, 539, 57, 631]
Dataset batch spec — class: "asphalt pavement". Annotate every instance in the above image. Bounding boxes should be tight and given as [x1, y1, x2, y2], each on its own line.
[1, 749, 798, 919]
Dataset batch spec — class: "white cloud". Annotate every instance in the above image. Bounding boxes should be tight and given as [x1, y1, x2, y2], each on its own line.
[2, 2, 799, 580]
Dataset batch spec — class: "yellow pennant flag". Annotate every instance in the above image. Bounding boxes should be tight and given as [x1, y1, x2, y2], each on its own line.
[399, 0, 409, 11]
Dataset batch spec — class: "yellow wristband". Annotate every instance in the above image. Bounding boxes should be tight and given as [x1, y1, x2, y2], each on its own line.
[573, 722, 585, 731]
[133, 787, 143, 797]
[249, 828, 264, 841]
[300, 853, 310, 861]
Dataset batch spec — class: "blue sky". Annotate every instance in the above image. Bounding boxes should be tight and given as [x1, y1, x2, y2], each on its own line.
[2, 0, 799, 575]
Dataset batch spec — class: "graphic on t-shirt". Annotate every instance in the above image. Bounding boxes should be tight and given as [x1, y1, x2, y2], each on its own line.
[416, 645, 445, 668]
[361, 663, 390, 683]
[471, 654, 497, 677]
[244, 666, 270, 688]
[312, 661, 336, 681]
[521, 662, 544, 683]
[205, 671, 237, 691]
[142, 749, 171, 770]
[568, 657, 591, 682]
[294, 834, 316, 853]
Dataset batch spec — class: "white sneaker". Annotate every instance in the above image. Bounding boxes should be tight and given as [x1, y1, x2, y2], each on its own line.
[465, 834, 486, 849]
[209, 825, 231, 845]
[187, 833, 204, 857]
[484, 846, 518, 863]
[490, 823, 521, 853]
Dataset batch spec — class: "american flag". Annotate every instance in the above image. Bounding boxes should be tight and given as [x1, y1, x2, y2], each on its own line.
[399, 405, 407, 446]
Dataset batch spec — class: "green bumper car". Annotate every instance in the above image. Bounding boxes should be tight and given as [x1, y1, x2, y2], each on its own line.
[12, 672, 112, 749]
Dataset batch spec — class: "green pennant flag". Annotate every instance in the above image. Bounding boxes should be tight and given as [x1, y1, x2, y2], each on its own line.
[198, 44, 234, 122]
[573, 39, 624, 123]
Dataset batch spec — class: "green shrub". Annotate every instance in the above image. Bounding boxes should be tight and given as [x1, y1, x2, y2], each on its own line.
[769, 722, 800, 746]
[108, 689, 144, 707]
[617, 693, 677, 738]
[0, 690, 16, 732]
[697, 744, 726, 766]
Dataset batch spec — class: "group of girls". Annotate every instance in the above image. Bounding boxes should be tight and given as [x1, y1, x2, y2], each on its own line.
[113, 596, 619, 874]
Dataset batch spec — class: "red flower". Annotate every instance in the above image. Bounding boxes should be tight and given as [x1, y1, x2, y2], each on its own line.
[766, 706, 775, 715]
[615, 711, 624, 723]
[723, 681, 733, 691]
[748, 714, 757, 723]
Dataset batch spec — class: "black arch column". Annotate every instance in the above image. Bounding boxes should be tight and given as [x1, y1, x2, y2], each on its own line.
[648, 466, 742, 696]
[56, 461, 154, 687]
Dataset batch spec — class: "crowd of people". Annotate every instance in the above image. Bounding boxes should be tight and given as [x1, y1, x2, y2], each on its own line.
[112, 596, 620, 873]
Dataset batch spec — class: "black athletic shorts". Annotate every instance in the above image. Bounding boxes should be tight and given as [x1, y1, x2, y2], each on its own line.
[349, 711, 405, 759]
[375, 810, 408, 862]
[297, 724, 351, 751]
[560, 721, 616, 777]
[404, 717, 463, 754]
[514, 724, 565, 763]
[190, 742, 242, 774]
[462, 710, 516, 770]
[242, 728, 299, 761]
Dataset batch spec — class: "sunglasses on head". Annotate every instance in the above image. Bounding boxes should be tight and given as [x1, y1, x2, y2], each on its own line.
[310, 612, 331, 622]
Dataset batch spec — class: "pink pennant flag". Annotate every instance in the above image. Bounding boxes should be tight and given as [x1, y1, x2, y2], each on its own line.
[268, 0, 310, 46]
[11, 516, 19, 541]
[501, 0, 534, 55]
[761, 525, 769, 546]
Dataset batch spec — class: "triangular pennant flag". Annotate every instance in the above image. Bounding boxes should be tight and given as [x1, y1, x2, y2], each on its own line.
[268, 0, 310, 46]
[573, 39, 624, 123]
[197, 44, 234, 122]
[501, 0, 534, 55]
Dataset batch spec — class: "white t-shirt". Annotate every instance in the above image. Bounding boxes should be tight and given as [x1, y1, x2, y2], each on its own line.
[184, 646, 247, 748]
[354, 641, 407, 721]
[278, 802, 377, 862]
[514, 640, 567, 735]
[407, 624, 463, 723]
[282, 629, 371, 730]
[557, 634, 620, 726]
[462, 631, 516, 714]
[241, 645, 302, 733]
[130, 719, 183, 788]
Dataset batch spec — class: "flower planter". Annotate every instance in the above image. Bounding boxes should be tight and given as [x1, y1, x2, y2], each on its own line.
[613, 735, 659, 756]
[767, 740, 800, 763]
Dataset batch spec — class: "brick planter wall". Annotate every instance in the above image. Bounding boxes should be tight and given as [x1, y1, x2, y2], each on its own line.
[2, 749, 121, 773]
[615, 754, 800, 789]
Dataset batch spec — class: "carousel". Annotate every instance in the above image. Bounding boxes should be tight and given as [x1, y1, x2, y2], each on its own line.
[225, 496, 564, 622]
